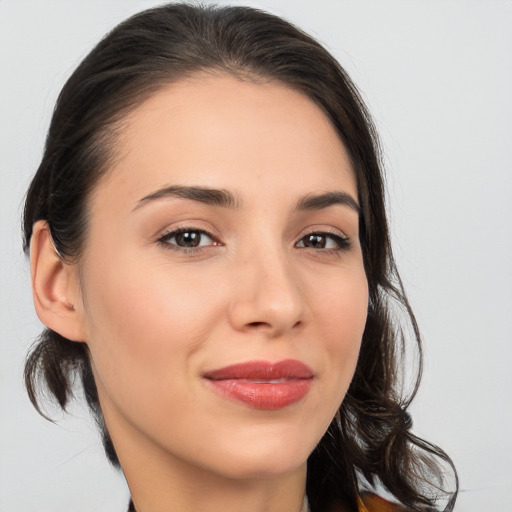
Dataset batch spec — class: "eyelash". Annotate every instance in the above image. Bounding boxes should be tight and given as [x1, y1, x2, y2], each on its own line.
[157, 227, 351, 254]
[295, 230, 351, 254]
[157, 226, 220, 253]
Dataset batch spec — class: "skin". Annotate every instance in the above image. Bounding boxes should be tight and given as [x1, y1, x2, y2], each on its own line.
[31, 74, 368, 512]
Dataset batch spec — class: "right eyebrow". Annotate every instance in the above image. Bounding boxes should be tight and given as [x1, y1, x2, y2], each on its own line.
[133, 185, 240, 211]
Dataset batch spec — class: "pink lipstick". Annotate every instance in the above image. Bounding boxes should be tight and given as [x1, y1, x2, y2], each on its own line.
[203, 359, 313, 410]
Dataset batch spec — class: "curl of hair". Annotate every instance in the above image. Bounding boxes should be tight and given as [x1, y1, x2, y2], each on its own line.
[23, 4, 457, 511]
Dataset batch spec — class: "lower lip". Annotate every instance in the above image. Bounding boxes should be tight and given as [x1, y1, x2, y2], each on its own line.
[205, 378, 313, 410]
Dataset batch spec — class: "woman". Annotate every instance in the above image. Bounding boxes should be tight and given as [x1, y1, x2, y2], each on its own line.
[23, 4, 457, 511]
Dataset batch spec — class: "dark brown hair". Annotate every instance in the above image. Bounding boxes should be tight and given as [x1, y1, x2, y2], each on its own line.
[23, 4, 457, 511]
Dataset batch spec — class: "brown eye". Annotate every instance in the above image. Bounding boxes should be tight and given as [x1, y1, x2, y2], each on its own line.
[174, 231, 202, 247]
[301, 234, 328, 249]
[295, 232, 350, 251]
[159, 229, 215, 249]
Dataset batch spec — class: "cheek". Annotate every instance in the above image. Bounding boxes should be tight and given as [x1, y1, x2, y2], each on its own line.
[311, 267, 368, 395]
[80, 257, 226, 409]
[315, 261, 368, 332]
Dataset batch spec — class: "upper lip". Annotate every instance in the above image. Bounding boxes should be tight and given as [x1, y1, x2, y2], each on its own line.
[202, 359, 314, 380]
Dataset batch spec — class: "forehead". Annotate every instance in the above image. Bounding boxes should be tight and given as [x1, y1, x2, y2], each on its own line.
[92, 73, 357, 208]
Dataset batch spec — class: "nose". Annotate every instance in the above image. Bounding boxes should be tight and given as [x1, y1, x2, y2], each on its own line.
[228, 245, 306, 337]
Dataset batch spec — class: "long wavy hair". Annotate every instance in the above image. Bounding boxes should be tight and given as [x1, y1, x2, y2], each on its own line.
[23, 4, 457, 511]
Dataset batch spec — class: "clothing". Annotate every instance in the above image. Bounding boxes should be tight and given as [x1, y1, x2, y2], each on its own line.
[358, 493, 407, 512]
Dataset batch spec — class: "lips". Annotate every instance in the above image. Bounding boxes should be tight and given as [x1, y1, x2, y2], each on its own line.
[202, 359, 313, 410]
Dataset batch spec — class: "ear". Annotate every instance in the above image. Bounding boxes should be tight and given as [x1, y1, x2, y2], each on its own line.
[30, 220, 86, 342]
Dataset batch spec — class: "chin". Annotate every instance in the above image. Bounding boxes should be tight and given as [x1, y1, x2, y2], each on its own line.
[202, 430, 315, 480]
[214, 455, 307, 481]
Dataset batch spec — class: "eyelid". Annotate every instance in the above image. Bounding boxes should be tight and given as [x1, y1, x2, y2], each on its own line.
[154, 219, 222, 242]
[154, 223, 351, 254]
[156, 225, 222, 252]
[297, 225, 349, 241]
[295, 228, 351, 252]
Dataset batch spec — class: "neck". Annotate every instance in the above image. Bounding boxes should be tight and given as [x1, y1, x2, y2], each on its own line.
[125, 454, 307, 512]
[105, 408, 307, 512]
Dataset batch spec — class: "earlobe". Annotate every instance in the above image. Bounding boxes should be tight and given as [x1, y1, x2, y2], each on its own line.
[30, 220, 86, 342]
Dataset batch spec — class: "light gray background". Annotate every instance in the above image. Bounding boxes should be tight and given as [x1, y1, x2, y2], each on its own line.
[1, 1, 511, 511]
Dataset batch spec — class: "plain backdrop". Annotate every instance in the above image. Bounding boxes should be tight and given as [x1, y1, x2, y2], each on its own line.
[1, 1, 511, 511]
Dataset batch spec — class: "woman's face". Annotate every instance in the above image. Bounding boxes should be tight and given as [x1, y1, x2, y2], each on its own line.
[73, 74, 368, 480]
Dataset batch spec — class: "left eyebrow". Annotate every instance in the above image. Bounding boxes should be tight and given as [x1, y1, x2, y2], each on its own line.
[294, 191, 360, 214]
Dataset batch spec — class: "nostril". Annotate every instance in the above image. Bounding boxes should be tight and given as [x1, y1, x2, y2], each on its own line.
[247, 320, 302, 329]
[248, 321, 268, 328]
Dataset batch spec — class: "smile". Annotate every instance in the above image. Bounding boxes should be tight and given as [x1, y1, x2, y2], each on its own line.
[202, 359, 314, 410]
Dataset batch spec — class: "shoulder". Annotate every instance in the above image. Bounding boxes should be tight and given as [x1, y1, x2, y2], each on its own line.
[357, 493, 408, 512]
